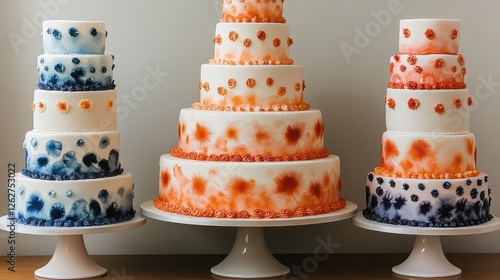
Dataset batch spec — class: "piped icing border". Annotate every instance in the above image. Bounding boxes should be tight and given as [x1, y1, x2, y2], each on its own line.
[388, 81, 465, 90]
[374, 166, 480, 179]
[192, 101, 310, 111]
[153, 197, 346, 219]
[16, 210, 135, 227]
[170, 147, 330, 162]
[362, 208, 492, 228]
[209, 58, 294, 65]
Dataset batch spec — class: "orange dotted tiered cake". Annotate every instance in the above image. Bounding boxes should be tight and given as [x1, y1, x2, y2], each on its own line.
[363, 19, 492, 227]
[153, 0, 345, 218]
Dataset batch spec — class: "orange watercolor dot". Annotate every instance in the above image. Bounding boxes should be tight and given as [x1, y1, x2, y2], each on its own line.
[160, 170, 171, 187]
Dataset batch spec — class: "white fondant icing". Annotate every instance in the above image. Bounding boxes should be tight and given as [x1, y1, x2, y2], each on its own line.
[380, 131, 476, 176]
[24, 130, 121, 178]
[213, 23, 292, 64]
[177, 108, 324, 157]
[365, 172, 490, 225]
[158, 154, 341, 213]
[389, 54, 465, 87]
[16, 172, 134, 224]
[200, 64, 303, 107]
[33, 89, 117, 132]
[399, 19, 460, 54]
[385, 89, 470, 133]
[43, 20, 107, 54]
[38, 54, 114, 89]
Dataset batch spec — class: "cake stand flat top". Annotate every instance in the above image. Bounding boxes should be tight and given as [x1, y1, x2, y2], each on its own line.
[0, 215, 146, 236]
[140, 200, 357, 227]
[351, 212, 500, 236]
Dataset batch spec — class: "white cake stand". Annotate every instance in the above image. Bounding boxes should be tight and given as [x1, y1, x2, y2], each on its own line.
[141, 200, 357, 279]
[0, 214, 146, 279]
[352, 212, 500, 278]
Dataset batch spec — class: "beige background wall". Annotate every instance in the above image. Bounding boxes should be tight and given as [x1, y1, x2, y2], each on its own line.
[1, 0, 500, 256]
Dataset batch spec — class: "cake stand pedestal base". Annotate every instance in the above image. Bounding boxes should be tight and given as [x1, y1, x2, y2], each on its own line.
[35, 234, 107, 279]
[0, 215, 146, 279]
[211, 227, 289, 278]
[392, 235, 460, 277]
[141, 200, 357, 279]
[352, 212, 500, 278]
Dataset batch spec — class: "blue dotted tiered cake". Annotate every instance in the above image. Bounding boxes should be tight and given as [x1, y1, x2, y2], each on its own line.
[15, 20, 135, 227]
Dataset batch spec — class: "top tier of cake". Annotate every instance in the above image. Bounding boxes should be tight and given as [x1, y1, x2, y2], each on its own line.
[221, 0, 285, 23]
[43, 20, 107, 54]
[399, 19, 460, 54]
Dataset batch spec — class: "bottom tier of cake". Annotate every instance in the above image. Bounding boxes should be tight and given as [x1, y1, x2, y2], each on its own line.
[15, 172, 135, 227]
[363, 172, 492, 227]
[154, 154, 345, 218]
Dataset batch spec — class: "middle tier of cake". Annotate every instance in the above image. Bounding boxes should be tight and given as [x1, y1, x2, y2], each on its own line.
[174, 108, 327, 159]
[155, 154, 344, 218]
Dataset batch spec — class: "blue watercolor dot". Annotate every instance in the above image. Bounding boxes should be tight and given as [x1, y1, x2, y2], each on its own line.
[367, 173, 374, 182]
[46, 28, 52, 35]
[30, 137, 38, 149]
[40, 73, 46, 82]
[65, 190, 73, 197]
[89, 67, 96, 73]
[27, 194, 45, 213]
[54, 63, 65, 73]
[52, 28, 62, 40]
[44, 66, 49, 72]
[456, 186, 464, 196]
[466, 179, 472, 186]
[389, 180, 396, 188]
[99, 136, 110, 149]
[101, 66, 107, 73]
[72, 57, 80, 65]
[46, 140, 63, 157]
[89, 199, 102, 217]
[76, 139, 85, 147]
[50, 203, 66, 220]
[71, 67, 86, 80]
[40, 57, 44, 64]
[98, 189, 109, 203]
[19, 185, 25, 196]
[68, 27, 78, 37]
[477, 179, 483, 186]
[376, 187, 383, 196]
[90, 27, 97, 36]
[418, 183, 425, 191]
[48, 189, 56, 198]
[431, 189, 439, 198]
[443, 182, 452, 189]
[402, 183, 409, 191]
[410, 194, 419, 202]
[36, 156, 49, 167]
[471, 188, 478, 199]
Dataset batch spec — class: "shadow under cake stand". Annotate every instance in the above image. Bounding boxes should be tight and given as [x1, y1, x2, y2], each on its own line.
[0, 215, 146, 279]
[141, 200, 357, 279]
[352, 212, 500, 278]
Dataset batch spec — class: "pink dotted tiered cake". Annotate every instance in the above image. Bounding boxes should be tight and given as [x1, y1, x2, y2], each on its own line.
[154, 0, 346, 218]
[363, 19, 492, 227]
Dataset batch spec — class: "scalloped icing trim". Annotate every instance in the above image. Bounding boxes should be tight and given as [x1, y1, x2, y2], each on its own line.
[170, 146, 330, 162]
[362, 209, 492, 228]
[153, 197, 346, 219]
[220, 15, 286, 23]
[209, 58, 294, 65]
[192, 102, 310, 112]
[16, 210, 135, 227]
[373, 166, 480, 179]
[21, 168, 124, 181]
[38, 82, 116, 92]
[388, 81, 466, 90]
